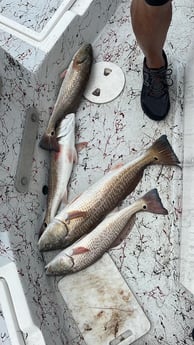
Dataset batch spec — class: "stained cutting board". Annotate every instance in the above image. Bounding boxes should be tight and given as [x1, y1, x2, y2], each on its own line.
[58, 253, 150, 345]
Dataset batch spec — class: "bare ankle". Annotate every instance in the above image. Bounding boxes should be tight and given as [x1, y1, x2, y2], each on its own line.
[145, 54, 166, 69]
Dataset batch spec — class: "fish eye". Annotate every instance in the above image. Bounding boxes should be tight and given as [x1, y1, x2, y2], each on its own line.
[143, 204, 147, 210]
[154, 156, 159, 161]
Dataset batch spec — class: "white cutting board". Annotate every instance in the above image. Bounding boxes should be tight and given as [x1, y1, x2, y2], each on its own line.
[58, 253, 150, 345]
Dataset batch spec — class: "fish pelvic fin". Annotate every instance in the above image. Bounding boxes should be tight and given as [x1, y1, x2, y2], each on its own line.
[76, 141, 88, 153]
[39, 132, 60, 152]
[148, 135, 180, 166]
[109, 162, 124, 171]
[141, 188, 168, 215]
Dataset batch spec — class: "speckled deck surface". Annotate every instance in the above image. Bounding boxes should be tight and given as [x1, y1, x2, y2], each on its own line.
[0, 0, 70, 32]
[0, 1, 194, 344]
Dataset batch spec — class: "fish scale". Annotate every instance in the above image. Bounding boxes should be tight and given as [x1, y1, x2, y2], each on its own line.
[38, 135, 180, 251]
[39, 43, 93, 152]
[57, 155, 150, 233]
[45, 189, 168, 275]
[39, 113, 77, 238]
[56, 159, 144, 241]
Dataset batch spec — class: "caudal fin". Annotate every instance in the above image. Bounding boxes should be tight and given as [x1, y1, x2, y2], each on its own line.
[149, 135, 180, 166]
[39, 133, 60, 152]
[141, 188, 168, 215]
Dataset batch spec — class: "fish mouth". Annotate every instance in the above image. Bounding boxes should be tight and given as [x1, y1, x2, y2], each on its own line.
[38, 237, 56, 252]
[45, 266, 64, 276]
[45, 254, 74, 276]
[38, 219, 69, 252]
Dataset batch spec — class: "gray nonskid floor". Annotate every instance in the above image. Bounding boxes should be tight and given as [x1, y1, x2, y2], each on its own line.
[1, 0, 194, 344]
[68, 1, 194, 344]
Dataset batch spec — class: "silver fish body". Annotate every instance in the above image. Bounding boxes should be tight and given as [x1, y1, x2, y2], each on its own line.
[45, 189, 168, 275]
[38, 135, 180, 252]
[39, 43, 93, 152]
[39, 114, 77, 238]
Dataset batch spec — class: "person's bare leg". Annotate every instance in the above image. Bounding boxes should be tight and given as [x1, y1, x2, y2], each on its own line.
[130, 0, 172, 68]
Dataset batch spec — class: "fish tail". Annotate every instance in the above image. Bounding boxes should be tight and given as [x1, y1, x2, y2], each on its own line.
[39, 133, 60, 152]
[148, 135, 180, 166]
[141, 188, 168, 215]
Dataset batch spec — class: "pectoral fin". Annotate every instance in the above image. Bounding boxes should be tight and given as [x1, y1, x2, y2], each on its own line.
[111, 215, 136, 248]
[109, 162, 124, 171]
[72, 246, 90, 255]
[63, 210, 87, 222]
[74, 142, 88, 164]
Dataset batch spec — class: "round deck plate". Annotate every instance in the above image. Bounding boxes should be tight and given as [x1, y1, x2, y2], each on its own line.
[84, 62, 125, 104]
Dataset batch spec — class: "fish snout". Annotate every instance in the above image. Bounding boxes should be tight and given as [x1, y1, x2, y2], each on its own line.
[84, 43, 93, 55]
[45, 255, 74, 276]
[76, 43, 93, 65]
[38, 219, 68, 251]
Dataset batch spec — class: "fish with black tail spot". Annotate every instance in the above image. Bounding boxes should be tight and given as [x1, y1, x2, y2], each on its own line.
[38, 135, 180, 252]
[45, 189, 168, 275]
[39, 43, 93, 152]
[39, 113, 77, 238]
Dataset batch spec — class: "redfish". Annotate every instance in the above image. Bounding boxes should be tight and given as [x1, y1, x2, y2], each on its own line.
[45, 189, 168, 275]
[39, 43, 93, 152]
[39, 114, 77, 238]
[38, 135, 180, 251]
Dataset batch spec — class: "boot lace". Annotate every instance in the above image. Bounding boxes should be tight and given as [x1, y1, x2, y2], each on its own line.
[144, 68, 173, 97]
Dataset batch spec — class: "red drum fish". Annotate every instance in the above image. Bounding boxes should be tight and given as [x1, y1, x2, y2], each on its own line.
[45, 189, 168, 275]
[39, 114, 77, 238]
[38, 135, 180, 252]
[39, 43, 93, 152]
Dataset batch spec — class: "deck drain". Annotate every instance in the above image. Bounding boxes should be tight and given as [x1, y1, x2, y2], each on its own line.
[104, 68, 112, 76]
[92, 88, 101, 96]
[84, 62, 125, 104]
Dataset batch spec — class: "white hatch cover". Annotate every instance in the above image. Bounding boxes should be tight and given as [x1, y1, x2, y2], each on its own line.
[84, 62, 125, 104]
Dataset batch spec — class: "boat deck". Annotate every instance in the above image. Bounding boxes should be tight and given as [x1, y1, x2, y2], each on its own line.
[1, 0, 194, 344]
